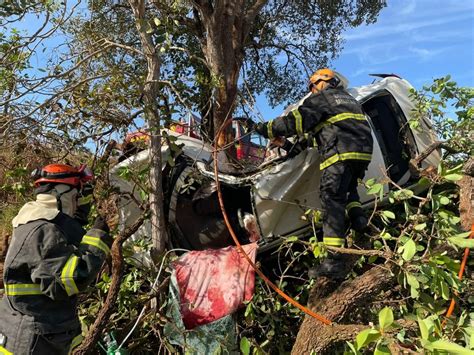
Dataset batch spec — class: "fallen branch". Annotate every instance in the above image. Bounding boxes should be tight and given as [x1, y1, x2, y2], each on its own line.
[326, 245, 391, 258]
[73, 214, 146, 355]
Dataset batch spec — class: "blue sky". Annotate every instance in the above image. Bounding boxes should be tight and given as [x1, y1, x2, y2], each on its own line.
[6, 0, 473, 121]
[260, 0, 474, 118]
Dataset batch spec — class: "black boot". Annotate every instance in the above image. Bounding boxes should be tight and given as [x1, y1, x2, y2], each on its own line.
[351, 214, 368, 232]
[308, 253, 351, 280]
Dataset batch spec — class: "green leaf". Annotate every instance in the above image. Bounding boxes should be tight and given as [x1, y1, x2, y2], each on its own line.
[313, 245, 321, 258]
[402, 239, 417, 261]
[418, 317, 430, 340]
[431, 339, 472, 354]
[154, 18, 161, 26]
[378, 307, 394, 331]
[240, 337, 251, 355]
[414, 223, 427, 231]
[444, 174, 463, 181]
[286, 236, 298, 242]
[374, 344, 391, 355]
[345, 341, 359, 355]
[440, 280, 450, 300]
[367, 183, 383, 195]
[406, 272, 420, 298]
[448, 236, 474, 249]
[382, 211, 395, 219]
[355, 329, 381, 350]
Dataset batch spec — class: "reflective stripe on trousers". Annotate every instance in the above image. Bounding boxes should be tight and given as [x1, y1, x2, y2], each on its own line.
[320, 152, 372, 170]
[5, 283, 42, 296]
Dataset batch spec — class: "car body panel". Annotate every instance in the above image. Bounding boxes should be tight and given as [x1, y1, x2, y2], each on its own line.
[111, 76, 441, 257]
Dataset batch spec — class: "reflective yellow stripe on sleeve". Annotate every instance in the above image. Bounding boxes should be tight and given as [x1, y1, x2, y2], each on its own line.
[61, 255, 80, 296]
[5, 283, 42, 296]
[0, 345, 13, 355]
[292, 109, 304, 136]
[346, 201, 362, 212]
[267, 120, 274, 139]
[314, 113, 366, 133]
[320, 152, 372, 170]
[81, 235, 110, 255]
[323, 237, 345, 247]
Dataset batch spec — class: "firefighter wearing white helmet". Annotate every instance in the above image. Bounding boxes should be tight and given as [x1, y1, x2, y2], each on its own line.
[0, 164, 112, 354]
[251, 68, 373, 279]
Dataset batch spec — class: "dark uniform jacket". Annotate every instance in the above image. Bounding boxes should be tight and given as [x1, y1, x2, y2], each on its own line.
[1, 212, 110, 334]
[262, 86, 373, 169]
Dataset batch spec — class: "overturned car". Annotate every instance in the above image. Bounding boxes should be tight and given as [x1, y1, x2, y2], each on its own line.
[111, 75, 441, 258]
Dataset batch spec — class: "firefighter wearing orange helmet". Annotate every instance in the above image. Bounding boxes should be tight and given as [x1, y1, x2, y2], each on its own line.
[0, 164, 111, 354]
[251, 68, 373, 279]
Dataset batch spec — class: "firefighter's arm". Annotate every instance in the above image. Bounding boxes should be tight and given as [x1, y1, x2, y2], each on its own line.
[257, 95, 325, 139]
[30, 221, 112, 300]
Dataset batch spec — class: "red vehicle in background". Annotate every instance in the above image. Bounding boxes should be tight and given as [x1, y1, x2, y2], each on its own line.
[121, 115, 267, 164]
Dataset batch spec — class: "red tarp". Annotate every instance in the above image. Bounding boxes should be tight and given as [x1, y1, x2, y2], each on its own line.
[173, 243, 258, 329]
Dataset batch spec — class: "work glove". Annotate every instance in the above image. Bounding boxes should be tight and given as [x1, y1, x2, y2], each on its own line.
[254, 122, 268, 138]
[74, 183, 94, 225]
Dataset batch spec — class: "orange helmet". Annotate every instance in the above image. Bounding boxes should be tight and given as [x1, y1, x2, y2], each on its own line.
[308, 68, 340, 92]
[32, 164, 94, 188]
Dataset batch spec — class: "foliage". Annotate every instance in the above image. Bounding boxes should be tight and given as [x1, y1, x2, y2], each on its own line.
[342, 78, 474, 354]
[409, 75, 474, 159]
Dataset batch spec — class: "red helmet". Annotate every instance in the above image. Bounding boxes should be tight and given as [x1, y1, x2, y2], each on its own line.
[32, 164, 94, 188]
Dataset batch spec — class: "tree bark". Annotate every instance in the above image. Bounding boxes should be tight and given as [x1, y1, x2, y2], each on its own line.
[193, 0, 267, 140]
[129, 0, 168, 257]
[292, 265, 396, 354]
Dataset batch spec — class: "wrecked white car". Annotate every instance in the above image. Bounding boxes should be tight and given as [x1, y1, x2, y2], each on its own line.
[111, 75, 441, 255]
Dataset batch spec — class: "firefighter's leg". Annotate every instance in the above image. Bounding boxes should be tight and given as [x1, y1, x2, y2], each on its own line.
[311, 162, 353, 279]
[346, 162, 369, 232]
[320, 162, 352, 247]
[31, 328, 82, 355]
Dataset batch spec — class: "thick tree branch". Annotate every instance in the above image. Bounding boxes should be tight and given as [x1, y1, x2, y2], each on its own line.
[292, 265, 396, 354]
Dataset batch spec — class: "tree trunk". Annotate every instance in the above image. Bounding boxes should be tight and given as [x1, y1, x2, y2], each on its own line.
[193, 0, 267, 140]
[292, 265, 396, 354]
[129, 0, 168, 257]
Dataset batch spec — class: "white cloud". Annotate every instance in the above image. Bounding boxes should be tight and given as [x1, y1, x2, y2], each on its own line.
[398, 0, 417, 16]
[408, 47, 446, 62]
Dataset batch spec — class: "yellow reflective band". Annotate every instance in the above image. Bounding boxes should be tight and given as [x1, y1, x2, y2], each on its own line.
[81, 235, 110, 255]
[346, 201, 362, 212]
[323, 237, 345, 247]
[320, 152, 372, 170]
[292, 109, 304, 136]
[5, 283, 42, 296]
[314, 113, 366, 133]
[267, 120, 274, 139]
[61, 255, 80, 296]
[0, 345, 13, 355]
[68, 334, 84, 354]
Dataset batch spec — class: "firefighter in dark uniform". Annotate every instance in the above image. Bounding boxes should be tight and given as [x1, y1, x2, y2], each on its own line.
[251, 68, 373, 279]
[0, 164, 112, 354]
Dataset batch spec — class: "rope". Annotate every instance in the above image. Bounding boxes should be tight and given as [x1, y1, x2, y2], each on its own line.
[442, 223, 474, 327]
[211, 125, 332, 326]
